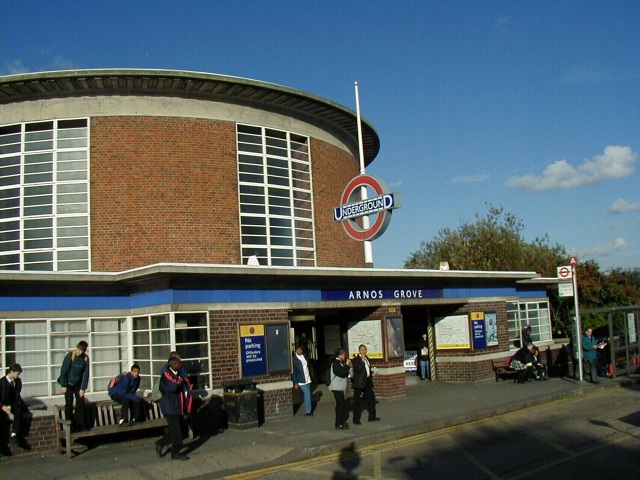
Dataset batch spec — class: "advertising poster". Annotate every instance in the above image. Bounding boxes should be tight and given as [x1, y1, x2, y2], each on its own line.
[385, 317, 405, 359]
[485, 311, 498, 346]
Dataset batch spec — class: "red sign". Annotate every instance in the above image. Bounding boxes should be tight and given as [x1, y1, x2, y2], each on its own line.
[333, 174, 400, 242]
[569, 256, 578, 267]
[557, 266, 572, 281]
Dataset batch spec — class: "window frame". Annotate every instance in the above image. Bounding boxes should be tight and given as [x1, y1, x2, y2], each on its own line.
[0, 118, 91, 272]
[237, 124, 316, 267]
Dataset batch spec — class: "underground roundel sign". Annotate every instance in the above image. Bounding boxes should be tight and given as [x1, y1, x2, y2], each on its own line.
[333, 174, 401, 241]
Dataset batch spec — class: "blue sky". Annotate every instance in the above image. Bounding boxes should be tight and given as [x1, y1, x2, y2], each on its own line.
[1, 1, 638, 272]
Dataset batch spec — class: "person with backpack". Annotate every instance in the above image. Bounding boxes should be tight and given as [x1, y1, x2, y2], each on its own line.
[109, 364, 143, 426]
[328, 348, 352, 430]
[57, 341, 90, 432]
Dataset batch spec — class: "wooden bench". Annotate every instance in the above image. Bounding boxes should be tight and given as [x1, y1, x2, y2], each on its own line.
[491, 359, 519, 382]
[55, 399, 165, 458]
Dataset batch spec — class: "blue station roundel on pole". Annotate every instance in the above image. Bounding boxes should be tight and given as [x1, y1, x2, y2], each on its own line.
[333, 174, 401, 241]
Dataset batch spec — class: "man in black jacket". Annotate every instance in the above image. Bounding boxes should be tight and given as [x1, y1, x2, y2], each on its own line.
[1, 364, 32, 454]
[155, 357, 192, 461]
[351, 344, 380, 424]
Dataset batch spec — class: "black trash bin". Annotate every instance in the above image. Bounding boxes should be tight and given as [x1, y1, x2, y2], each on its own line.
[221, 379, 258, 429]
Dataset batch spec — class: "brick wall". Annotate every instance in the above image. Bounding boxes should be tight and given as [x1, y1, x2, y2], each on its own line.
[434, 301, 509, 383]
[261, 389, 292, 422]
[5, 413, 58, 456]
[89, 116, 365, 271]
[310, 138, 364, 267]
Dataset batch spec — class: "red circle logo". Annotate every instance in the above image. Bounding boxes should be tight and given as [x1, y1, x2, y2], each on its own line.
[333, 174, 399, 241]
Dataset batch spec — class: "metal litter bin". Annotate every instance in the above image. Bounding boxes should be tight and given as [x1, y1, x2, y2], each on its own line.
[222, 379, 258, 429]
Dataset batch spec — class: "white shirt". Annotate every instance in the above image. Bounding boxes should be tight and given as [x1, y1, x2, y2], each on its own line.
[296, 353, 311, 385]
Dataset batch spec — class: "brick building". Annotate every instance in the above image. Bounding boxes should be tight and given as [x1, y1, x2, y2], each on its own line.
[0, 70, 553, 453]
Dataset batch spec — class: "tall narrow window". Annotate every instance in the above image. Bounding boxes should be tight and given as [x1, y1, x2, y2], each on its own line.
[0, 119, 90, 271]
[237, 125, 316, 267]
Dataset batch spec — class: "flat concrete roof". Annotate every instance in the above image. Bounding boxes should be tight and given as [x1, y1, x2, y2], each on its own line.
[0, 262, 541, 285]
[0, 69, 380, 164]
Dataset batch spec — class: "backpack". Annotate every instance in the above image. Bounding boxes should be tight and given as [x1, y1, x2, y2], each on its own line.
[107, 372, 127, 395]
[324, 362, 334, 387]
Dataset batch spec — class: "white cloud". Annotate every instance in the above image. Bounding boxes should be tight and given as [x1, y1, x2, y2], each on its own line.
[494, 15, 510, 34]
[609, 198, 640, 214]
[4, 60, 29, 75]
[506, 146, 637, 192]
[451, 174, 490, 184]
[388, 180, 403, 188]
[558, 65, 610, 84]
[578, 237, 628, 259]
[51, 56, 79, 71]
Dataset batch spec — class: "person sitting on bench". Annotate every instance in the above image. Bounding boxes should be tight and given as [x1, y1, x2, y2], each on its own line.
[109, 364, 143, 426]
[1, 364, 32, 454]
[510, 343, 535, 383]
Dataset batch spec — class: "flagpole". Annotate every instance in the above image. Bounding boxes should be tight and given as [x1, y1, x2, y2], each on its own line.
[355, 81, 373, 266]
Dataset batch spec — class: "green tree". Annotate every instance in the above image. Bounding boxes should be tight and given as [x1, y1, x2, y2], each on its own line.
[404, 204, 566, 274]
[576, 261, 640, 330]
[404, 205, 639, 336]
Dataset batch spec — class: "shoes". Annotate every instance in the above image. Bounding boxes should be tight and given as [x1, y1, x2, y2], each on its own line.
[0, 446, 12, 457]
[155, 441, 164, 458]
[369, 417, 381, 422]
[353, 420, 362, 425]
[304, 412, 314, 417]
[13, 437, 31, 451]
[119, 418, 127, 426]
[335, 423, 350, 430]
[171, 453, 189, 461]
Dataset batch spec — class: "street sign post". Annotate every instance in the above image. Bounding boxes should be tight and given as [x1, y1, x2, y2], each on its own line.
[570, 257, 584, 381]
[557, 265, 573, 297]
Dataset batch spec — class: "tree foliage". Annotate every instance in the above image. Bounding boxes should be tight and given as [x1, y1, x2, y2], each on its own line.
[404, 205, 566, 275]
[573, 260, 640, 330]
[403, 204, 639, 334]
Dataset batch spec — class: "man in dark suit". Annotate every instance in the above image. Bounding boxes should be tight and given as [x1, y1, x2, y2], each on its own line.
[1, 363, 32, 454]
[351, 344, 380, 424]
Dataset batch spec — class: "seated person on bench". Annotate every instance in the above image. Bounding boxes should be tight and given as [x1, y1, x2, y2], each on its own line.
[510, 343, 535, 383]
[109, 364, 143, 426]
[532, 346, 548, 380]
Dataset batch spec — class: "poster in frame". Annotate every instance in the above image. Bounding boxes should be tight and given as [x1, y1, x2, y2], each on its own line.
[385, 317, 405, 359]
[347, 319, 384, 359]
[485, 311, 498, 346]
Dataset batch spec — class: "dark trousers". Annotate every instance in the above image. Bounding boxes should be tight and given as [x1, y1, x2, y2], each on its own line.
[110, 395, 141, 422]
[9, 401, 31, 438]
[352, 378, 376, 422]
[158, 414, 183, 456]
[332, 390, 348, 427]
[586, 359, 599, 382]
[64, 384, 86, 429]
[516, 367, 533, 383]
